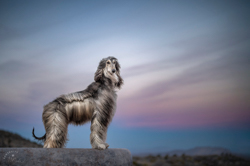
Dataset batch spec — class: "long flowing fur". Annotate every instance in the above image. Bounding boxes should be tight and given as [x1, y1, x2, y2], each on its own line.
[33, 57, 123, 149]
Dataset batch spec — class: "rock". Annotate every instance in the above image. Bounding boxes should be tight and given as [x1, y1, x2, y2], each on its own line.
[0, 148, 132, 166]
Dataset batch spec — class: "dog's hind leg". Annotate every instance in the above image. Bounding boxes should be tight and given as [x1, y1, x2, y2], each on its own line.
[43, 102, 68, 148]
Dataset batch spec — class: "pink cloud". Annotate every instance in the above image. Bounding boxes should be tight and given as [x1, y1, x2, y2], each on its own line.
[115, 74, 250, 129]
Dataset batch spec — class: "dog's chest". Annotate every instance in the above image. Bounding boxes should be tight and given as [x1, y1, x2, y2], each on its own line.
[94, 89, 117, 114]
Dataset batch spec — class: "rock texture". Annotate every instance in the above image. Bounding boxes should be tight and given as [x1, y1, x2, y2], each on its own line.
[0, 148, 132, 166]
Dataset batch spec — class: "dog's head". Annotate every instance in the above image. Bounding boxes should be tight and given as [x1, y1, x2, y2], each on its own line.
[94, 56, 123, 89]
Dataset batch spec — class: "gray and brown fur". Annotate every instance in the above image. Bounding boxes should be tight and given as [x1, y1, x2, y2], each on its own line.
[32, 57, 123, 149]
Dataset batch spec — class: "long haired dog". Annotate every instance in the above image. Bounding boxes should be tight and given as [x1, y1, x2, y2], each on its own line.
[32, 57, 123, 149]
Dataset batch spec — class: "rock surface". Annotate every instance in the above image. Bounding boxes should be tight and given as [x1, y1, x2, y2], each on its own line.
[0, 148, 132, 166]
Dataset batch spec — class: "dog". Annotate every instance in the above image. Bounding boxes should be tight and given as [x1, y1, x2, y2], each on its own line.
[32, 56, 123, 149]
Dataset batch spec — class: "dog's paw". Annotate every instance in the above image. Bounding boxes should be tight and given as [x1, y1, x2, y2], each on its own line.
[104, 143, 109, 148]
[96, 143, 107, 150]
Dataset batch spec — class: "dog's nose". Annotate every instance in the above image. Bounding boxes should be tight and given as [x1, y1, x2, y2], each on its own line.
[112, 69, 116, 73]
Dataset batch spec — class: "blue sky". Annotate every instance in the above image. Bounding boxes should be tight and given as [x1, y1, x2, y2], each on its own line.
[0, 0, 250, 155]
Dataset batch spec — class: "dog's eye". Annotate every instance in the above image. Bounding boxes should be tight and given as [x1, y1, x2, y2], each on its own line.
[107, 61, 110, 64]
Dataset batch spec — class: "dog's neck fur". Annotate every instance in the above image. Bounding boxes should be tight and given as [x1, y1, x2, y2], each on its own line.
[101, 76, 117, 90]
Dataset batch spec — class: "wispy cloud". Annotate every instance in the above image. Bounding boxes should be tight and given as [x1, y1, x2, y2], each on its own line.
[116, 27, 250, 128]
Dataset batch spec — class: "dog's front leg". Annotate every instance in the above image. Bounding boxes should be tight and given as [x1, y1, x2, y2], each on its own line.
[90, 111, 108, 150]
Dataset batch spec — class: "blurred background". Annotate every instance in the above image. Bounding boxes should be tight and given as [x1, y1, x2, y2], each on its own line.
[0, 0, 249, 156]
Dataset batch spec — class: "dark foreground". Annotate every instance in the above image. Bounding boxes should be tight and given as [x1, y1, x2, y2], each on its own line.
[0, 130, 42, 148]
[133, 153, 250, 166]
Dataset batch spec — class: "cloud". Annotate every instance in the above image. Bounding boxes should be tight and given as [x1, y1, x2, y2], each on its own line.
[116, 33, 250, 128]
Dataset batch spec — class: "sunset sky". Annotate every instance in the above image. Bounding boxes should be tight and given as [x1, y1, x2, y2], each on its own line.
[0, 1, 250, 155]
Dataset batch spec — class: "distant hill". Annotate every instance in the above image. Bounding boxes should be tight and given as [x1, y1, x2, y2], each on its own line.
[133, 153, 250, 166]
[0, 130, 42, 148]
[137, 147, 232, 157]
[165, 147, 231, 156]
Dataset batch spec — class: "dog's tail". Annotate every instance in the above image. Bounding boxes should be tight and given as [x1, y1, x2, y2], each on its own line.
[32, 127, 46, 141]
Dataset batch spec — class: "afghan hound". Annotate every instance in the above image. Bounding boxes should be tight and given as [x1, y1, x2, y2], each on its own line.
[32, 57, 123, 149]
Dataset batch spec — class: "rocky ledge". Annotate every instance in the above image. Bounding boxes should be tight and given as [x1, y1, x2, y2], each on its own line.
[0, 148, 132, 166]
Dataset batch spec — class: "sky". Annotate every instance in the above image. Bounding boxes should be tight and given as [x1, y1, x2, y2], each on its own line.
[0, 0, 250, 155]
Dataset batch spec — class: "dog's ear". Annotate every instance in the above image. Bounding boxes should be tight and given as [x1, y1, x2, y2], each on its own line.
[94, 58, 106, 82]
[115, 60, 124, 89]
[116, 74, 124, 89]
[94, 68, 103, 82]
[115, 59, 121, 73]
